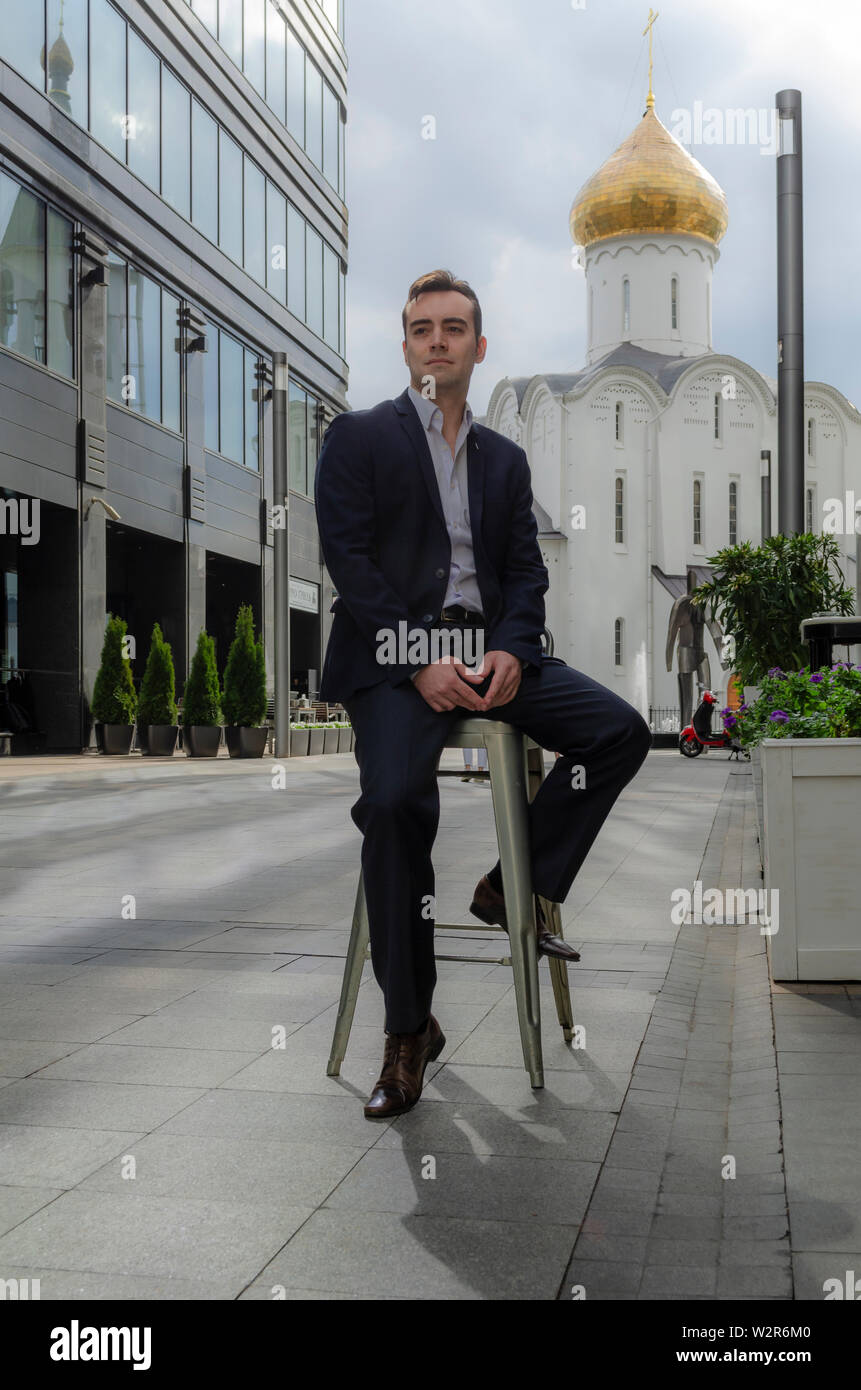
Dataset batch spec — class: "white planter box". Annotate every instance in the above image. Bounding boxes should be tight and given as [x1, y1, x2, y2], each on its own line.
[762, 737, 861, 980]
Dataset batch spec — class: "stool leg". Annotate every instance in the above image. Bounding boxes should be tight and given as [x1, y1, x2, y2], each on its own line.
[326, 870, 370, 1076]
[486, 729, 544, 1088]
[529, 747, 576, 1045]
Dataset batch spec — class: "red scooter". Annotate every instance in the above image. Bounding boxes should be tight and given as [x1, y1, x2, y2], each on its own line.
[679, 689, 748, 759]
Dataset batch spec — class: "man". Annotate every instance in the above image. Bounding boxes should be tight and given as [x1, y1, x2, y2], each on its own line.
[314, 269, 651, 1120]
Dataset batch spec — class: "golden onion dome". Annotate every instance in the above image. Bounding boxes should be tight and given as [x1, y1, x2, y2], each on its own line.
[570, 106, 729, 249]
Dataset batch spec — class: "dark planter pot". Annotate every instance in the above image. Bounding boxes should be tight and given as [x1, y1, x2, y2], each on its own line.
[323, 728, 339, 754]
[225, 725, 268, 758]
[336, 727, 350, 752]
[308, 727, 325, 755]
[184, 725, 222, 758]
[95, 722, 134, 755]
[139, 724, 179, 757]
[289, 725, 310, 756]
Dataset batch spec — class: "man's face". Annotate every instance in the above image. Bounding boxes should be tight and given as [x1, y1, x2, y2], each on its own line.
[402, 289, 486, 396]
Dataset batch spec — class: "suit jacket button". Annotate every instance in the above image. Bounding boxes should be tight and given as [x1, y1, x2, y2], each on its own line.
[422, 613, 433, 623]
[434, 567, 445, 578]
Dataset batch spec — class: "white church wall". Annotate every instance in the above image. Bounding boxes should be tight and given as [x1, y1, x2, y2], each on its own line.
[585, 234, 716, 362]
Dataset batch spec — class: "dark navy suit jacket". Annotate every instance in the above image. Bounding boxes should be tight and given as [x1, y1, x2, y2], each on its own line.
[314, 386, 549, 704]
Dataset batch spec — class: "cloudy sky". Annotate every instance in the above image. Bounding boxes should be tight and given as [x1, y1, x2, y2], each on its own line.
[342, 0, 861, 419]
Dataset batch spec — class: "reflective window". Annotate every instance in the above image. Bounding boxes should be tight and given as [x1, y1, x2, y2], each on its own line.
[244, 348, 259, 470]
[266, 182, 287, 303]
[128, 31, 160, 189]
[0, 0, 44, 91]
[219, 0, 243, 68]
[323, 85, 338, 190]
[191, 101, 218, 243]
[339, 265, 346, 357]
[90, 0, 126, 162]
[203, 322, 219, 451]
[128, 266, 161, 422]
[47, 209, 74, 378]
[287, 203, 305, 319]
[323, 243, 338, 349]
[288, 381, 307, 494]
[338, 107, 345, 197]
[219, 330, 243, 463]
[47, 0, 88, 126]
[243, 158, 266, 285]
[191, 0, 217, 35]
[307, 390, 319, 487]
[0, 177, 45, 365]
[106, 250, 127, 404]
[162, 69, 191, 219]
[306, 227, 323, 337]
[305, 60, 323, 169]
[265, 1, 286, 124]
[244, 0, 265, 95]
[286, 29, 304, 144]
[219, 130, 243, 263]
[162, 291, 181, 433]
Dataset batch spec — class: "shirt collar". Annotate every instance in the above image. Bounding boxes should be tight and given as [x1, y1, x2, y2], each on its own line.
[407, 382, 473, 435]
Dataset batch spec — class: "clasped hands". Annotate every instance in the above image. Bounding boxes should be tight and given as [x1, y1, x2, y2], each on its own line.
[412, 650, 523, 713]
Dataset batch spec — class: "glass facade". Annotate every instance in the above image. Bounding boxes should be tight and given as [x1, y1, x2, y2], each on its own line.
[203, 321, 261, 470]
[0, 170, 74, 378]
[0, 1, 346, 358]
[106, 250, 181, 430]
[288, 377, 324, 496]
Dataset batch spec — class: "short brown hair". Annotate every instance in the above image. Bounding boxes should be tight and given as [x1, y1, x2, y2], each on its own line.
[402, 269, 482, 346]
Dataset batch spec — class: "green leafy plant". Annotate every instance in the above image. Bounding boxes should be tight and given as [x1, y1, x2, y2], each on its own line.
[91, 614, 137, 724]
[183, 630, 222, 726]
[692, 533, 855, 689]
[221, 604, 266, 727]
[138, 623, 178, 725]
[724, 663, 861, 749]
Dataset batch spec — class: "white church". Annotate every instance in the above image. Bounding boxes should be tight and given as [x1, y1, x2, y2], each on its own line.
[481, 89, 861, 725]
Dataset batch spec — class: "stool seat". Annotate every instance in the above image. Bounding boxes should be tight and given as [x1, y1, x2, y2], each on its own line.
[327, 714, 574, 1089]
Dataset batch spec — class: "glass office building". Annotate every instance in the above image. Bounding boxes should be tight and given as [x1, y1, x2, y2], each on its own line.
[0, 0, 347, 749]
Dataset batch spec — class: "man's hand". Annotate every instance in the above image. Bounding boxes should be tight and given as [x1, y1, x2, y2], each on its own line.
[412, 651, 523, 712]
[412, 656, 488, 712]
[471, 650, 523, 710]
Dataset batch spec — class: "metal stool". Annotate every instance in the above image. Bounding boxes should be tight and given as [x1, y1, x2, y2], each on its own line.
[326, 716, 575, 1088]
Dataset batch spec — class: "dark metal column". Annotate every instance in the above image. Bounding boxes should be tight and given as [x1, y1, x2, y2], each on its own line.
[776, 89, 805, 536]
[272, 353, 290, 758]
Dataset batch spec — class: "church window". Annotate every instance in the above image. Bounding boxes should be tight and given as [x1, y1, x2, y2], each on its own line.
[807, 417, 815, 458]
[622, 277, 630, 335]
[693, 478, 702, 546]
[614, 618, 623, 666]
[805, 487, 814, 533]
[714, 392, 722, 441]
[671, 276, 678, 330]
[615, 475, 625, 542]
[615, 400, 623, 443]
[729, 480, 738, 545]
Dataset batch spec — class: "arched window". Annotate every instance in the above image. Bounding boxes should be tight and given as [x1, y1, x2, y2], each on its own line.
[693, 478, 702, 546]
[615, 400, 623, 443]
[614, 618, 623, 666]
[622, 277, 630, 335]
[729, 480, 738, 545]
[807, 417, 815, 458]
[714, 392, 722, 441]
[671, 276, 678, 330]
[806, 486, 814, 533]
[615, 475, 625, 543]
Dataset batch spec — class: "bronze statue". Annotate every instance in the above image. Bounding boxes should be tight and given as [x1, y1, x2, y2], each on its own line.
[665, 567, 729, 727]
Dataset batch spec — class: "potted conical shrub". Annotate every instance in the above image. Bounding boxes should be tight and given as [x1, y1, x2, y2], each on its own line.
[137, 623, 179, 756]
[91, 614, 137, 754]
[182, 630, 222, 758]
[222, 604, 268, 758]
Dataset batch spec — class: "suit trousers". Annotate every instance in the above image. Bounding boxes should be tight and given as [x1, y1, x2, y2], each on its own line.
[342, 647, 653, 1034]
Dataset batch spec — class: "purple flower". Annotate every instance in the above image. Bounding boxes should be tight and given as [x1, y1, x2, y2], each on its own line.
[738, 703, 750, 713]
[769, 710, 790, 723]
[767, 667, 785, 678]
[723, 714, 738, 729]
[810, 672, 825, 684]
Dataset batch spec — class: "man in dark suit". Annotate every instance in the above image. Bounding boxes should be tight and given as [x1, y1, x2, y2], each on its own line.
[314, 269, 651, 1119]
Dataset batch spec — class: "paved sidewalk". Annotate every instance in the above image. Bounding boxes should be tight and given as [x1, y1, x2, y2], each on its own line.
[0, 746, 856, 1299]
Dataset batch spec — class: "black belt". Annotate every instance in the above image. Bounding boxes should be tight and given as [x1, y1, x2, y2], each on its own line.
[438, 606, 486, 625]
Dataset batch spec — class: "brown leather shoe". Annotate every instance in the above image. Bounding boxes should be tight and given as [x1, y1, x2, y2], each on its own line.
[363, 1014, 446, 1120]
[469, 875, 581, 962]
